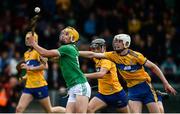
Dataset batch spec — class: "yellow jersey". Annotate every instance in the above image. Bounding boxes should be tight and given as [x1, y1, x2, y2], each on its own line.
[24, 49, 47, 88]
[93, 58, 123, 95]
[104, 49, 151, 87]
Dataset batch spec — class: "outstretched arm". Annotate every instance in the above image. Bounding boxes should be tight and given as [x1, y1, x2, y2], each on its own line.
[79, 51, 106, 59]
[28, 36, 60, 58]
[144, 60, 177, 95]
[21, 56, 48, 71]
[85, 67, 108, 79]
[32, 42, 59, 57]
[21, 63, 48, 71]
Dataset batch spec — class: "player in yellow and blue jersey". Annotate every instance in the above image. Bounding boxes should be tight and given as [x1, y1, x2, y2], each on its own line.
[85, 38, 130, 113]
[79, 34, 177, 113]
[16, 32, 65, 113]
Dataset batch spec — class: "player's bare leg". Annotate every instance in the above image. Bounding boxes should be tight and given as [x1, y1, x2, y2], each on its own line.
[158, 101, 164, 113]
[146, 102, 160, 113]
[156, 90, 168, 113]
[66, 102, 76, 113]
[38, 96, 65, 113]
[16, 93, 33, 113]
[128, 100, 143, 113]
[75, 95, 89, 113]
[87, 97, 107, 113]
[116, 105, 130, 113]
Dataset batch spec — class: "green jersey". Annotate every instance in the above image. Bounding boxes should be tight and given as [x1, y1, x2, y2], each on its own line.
[57, 44, 87, 88]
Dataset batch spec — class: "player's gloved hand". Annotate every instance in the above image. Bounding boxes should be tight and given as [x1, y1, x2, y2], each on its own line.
[156, 90, 169, 100]
[39, 56, 48, 64]
[18, 75, 27, 83]
[16, 61, 27, 83]
[21, 63, 30, 70]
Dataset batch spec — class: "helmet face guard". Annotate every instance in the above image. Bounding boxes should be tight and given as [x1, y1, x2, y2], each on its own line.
[64, 27, 79, 42]
[90, 38, 106, 52]
[25, 32, 38, 46]
[113, 34, 131, 52]
[90, 43, 100, 50]
[59, 26, 79, 44]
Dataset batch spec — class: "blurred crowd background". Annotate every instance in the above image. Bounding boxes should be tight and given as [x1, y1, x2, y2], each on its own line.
[0, 0, 180, 112]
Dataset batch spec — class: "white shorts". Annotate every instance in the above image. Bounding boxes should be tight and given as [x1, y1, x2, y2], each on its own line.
[67, 82, 91, 103]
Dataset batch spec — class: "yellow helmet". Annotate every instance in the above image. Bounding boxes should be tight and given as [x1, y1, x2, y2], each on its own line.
[64, 26, 79, 42]
[26, 31, 38, 43]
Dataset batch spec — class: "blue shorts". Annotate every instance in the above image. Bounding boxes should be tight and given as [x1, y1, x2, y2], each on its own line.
[23, 86, 48, 100]
[96, 90, 128, 108]
[157, 94, 162, 102]
[128, 81, 157, 104]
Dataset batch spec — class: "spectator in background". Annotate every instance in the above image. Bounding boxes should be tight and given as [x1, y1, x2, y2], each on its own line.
[42, 0, 56, 14]
[131, 34, 145, 53]
[9, 52, 21, 76]
[3, 77, 20, 112]
[0, 76, 20, 113]
[56, 0, 71, 14]
[128, 15, 141, 34]
[144, 34, 157, 62]
[100, 28, 113, 51]
[14, 29, 23, 46]
[164, 32, 176, 56]
[0, 52, 9, 75]
[0, 54, 3, 73]
[161, 55, 177, 77]
[3, 25, 13, 42]
[52, 63, 60, 89]
[143, 11, 156, 35]
[66, 11, 76, 27]
[0, 87, 8, 112]
[84, 12, 96, 38]
[0, 26, 3, 42]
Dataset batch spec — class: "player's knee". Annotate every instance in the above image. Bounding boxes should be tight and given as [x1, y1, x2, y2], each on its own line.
[16, 105, 25, 113]
[117, 106, 130, 113]
[87, 105, 95, 113]
[159, 105, 164, 113]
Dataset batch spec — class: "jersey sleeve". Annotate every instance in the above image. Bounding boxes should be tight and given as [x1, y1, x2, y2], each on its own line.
[104, 52, 113, 61]
[136, 52, 147, 65]
[100, 59, 112, 71]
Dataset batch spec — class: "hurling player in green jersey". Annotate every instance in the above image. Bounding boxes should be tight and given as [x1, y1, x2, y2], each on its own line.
[27, 26, 91, 113]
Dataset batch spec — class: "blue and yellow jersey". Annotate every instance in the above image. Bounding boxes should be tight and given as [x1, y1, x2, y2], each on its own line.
[104, 49, 151, 87]
[93, 58, 123, 95]
[24, 49, 47, 88]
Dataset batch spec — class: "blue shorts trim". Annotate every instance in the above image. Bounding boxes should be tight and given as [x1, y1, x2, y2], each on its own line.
[128, 81, 157, 104]
[23, 86, 48, 100]
[96, 90, 128, 108]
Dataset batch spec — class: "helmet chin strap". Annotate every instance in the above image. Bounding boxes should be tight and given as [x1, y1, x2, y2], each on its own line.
[115, 48, 125, 53]
[70, 37, 75, 42]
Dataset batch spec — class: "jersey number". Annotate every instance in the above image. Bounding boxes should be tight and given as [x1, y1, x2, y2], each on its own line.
[76, 56, 80, 68]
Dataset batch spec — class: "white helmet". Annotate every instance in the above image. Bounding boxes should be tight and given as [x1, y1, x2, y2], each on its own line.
[113, 34, 131, 48]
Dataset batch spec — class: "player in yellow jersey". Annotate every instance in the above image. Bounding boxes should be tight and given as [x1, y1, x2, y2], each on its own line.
[85, 38, 130, 113]
[79, 34, 177, 113]
[16, 32, 65, 113]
